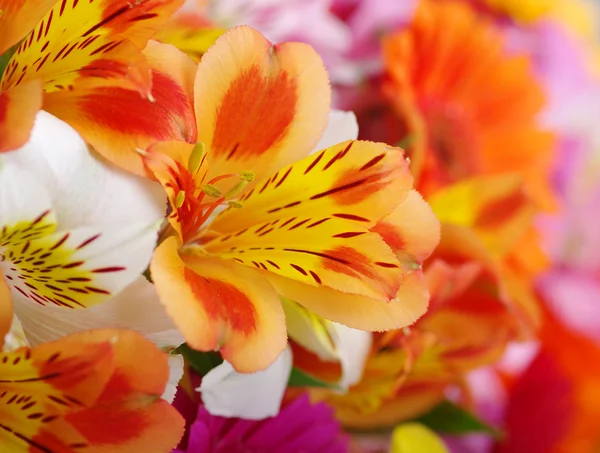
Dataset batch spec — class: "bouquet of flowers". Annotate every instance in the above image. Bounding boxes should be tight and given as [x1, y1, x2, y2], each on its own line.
[1, 0, 599, 451]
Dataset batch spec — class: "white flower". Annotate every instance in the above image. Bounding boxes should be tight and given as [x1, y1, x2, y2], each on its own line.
[0, 111, 184, 400]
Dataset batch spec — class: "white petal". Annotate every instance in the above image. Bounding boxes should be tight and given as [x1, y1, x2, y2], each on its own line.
[311, 110, 359, 153]
[283, 298, 338, 361]
[0, 158, 55, 227]
[163, 354, 185, 403]
[329, 323, 372, 389]
[199, 346, 293, 420]
[15, 276, 183, 347]
[4, 111, 166, 229]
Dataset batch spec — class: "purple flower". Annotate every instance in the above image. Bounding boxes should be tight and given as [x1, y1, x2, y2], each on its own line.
[173, 393, 349, 453]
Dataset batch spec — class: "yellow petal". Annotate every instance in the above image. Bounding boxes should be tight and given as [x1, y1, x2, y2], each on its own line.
[0, 0, 185, 96]
[428, 175, 534, 256]
[390, 423, 449, 453]
[269, 270, 429, 331]
[204, 215, 402, 301]
[210, 140, 413, 234]
[157, 13, 225, 61]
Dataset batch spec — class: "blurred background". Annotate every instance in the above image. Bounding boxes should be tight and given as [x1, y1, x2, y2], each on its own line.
[162, 1, 600, 452]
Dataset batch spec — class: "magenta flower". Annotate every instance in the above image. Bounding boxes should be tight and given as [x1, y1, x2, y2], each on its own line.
[173, 392, 349, 453]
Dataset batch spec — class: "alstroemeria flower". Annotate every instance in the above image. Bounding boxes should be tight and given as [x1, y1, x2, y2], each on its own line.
[142, 26, 439, 373]
[0, 325, 184, 451]
[0, 111, 165, 343]
[0, 0, 187, 156]
[324, 222, 521, 429]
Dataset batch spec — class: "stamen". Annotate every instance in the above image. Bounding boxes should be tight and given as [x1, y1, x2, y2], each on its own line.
[188, 142, 206, 175]
[227, 201, 243, 209]
[225, 180, 248, 198]
[207, 173, 237, 185]
[202, 184, 222, 198]
[175, 191, 186, 208]
[240, 170, 255, 182]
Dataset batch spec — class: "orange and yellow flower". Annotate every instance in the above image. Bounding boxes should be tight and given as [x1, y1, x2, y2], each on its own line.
[0, 0, 191, 160]
[0, 279, 184, 452]
[378, 0, 551, 331]
[321, 197, 526, 429]
[135, 26, 440, 373]
[382, 0, 554, 210]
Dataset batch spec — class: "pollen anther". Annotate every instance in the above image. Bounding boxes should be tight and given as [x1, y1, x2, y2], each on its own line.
[239, 171, 255, 182]
[189, 142, 206, 175]
[202, 184, 222, 198]
[175, 191, 186, 208]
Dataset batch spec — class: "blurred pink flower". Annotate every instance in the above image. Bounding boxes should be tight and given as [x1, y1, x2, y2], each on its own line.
[330, 0, 417, 83]
[172, 392, 349, 453]
[197, 0, 416, 87]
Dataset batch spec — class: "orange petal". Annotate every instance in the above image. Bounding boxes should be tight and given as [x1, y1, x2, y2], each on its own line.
[268, 270, 429, 331]
[0, 0, 185, 96]
[44, 42, 197, 176]
[64, 330, 185, 453]
[0, 329, 183, 452]
[194, 25, 330, 182]
[210, 140, 413, 234]
[371, 189, 441, 263]
[150, 236, 287, 372]
[0, 80, 43, 153]
[0, 0, 55, 54]
[0, 274, 13, 347]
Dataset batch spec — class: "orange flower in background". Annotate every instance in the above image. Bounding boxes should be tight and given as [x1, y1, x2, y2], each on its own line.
[377, 0, 552, 348]
[0, 0, 194, 167]
[141, 26, 440, 373]
[0, 280, 183, 452]
[382, 0, 554, 210]
[324, 210, 524, 429]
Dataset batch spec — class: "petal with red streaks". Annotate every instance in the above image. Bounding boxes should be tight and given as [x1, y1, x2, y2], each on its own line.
[204, 216, 402, 302]
[210, 140, 413, 235]
[0, 0, 185, 96]
[194, 25, 330, 182]
[150, 237, 287, 372]
[44, 42, 197, 176]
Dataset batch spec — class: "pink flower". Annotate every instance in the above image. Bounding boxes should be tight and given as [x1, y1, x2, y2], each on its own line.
[172, 392, 349, 453]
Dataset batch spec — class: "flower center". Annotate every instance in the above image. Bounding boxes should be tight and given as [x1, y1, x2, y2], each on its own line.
[146, 143, 254, 244]
[0, 213, 116, 308]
